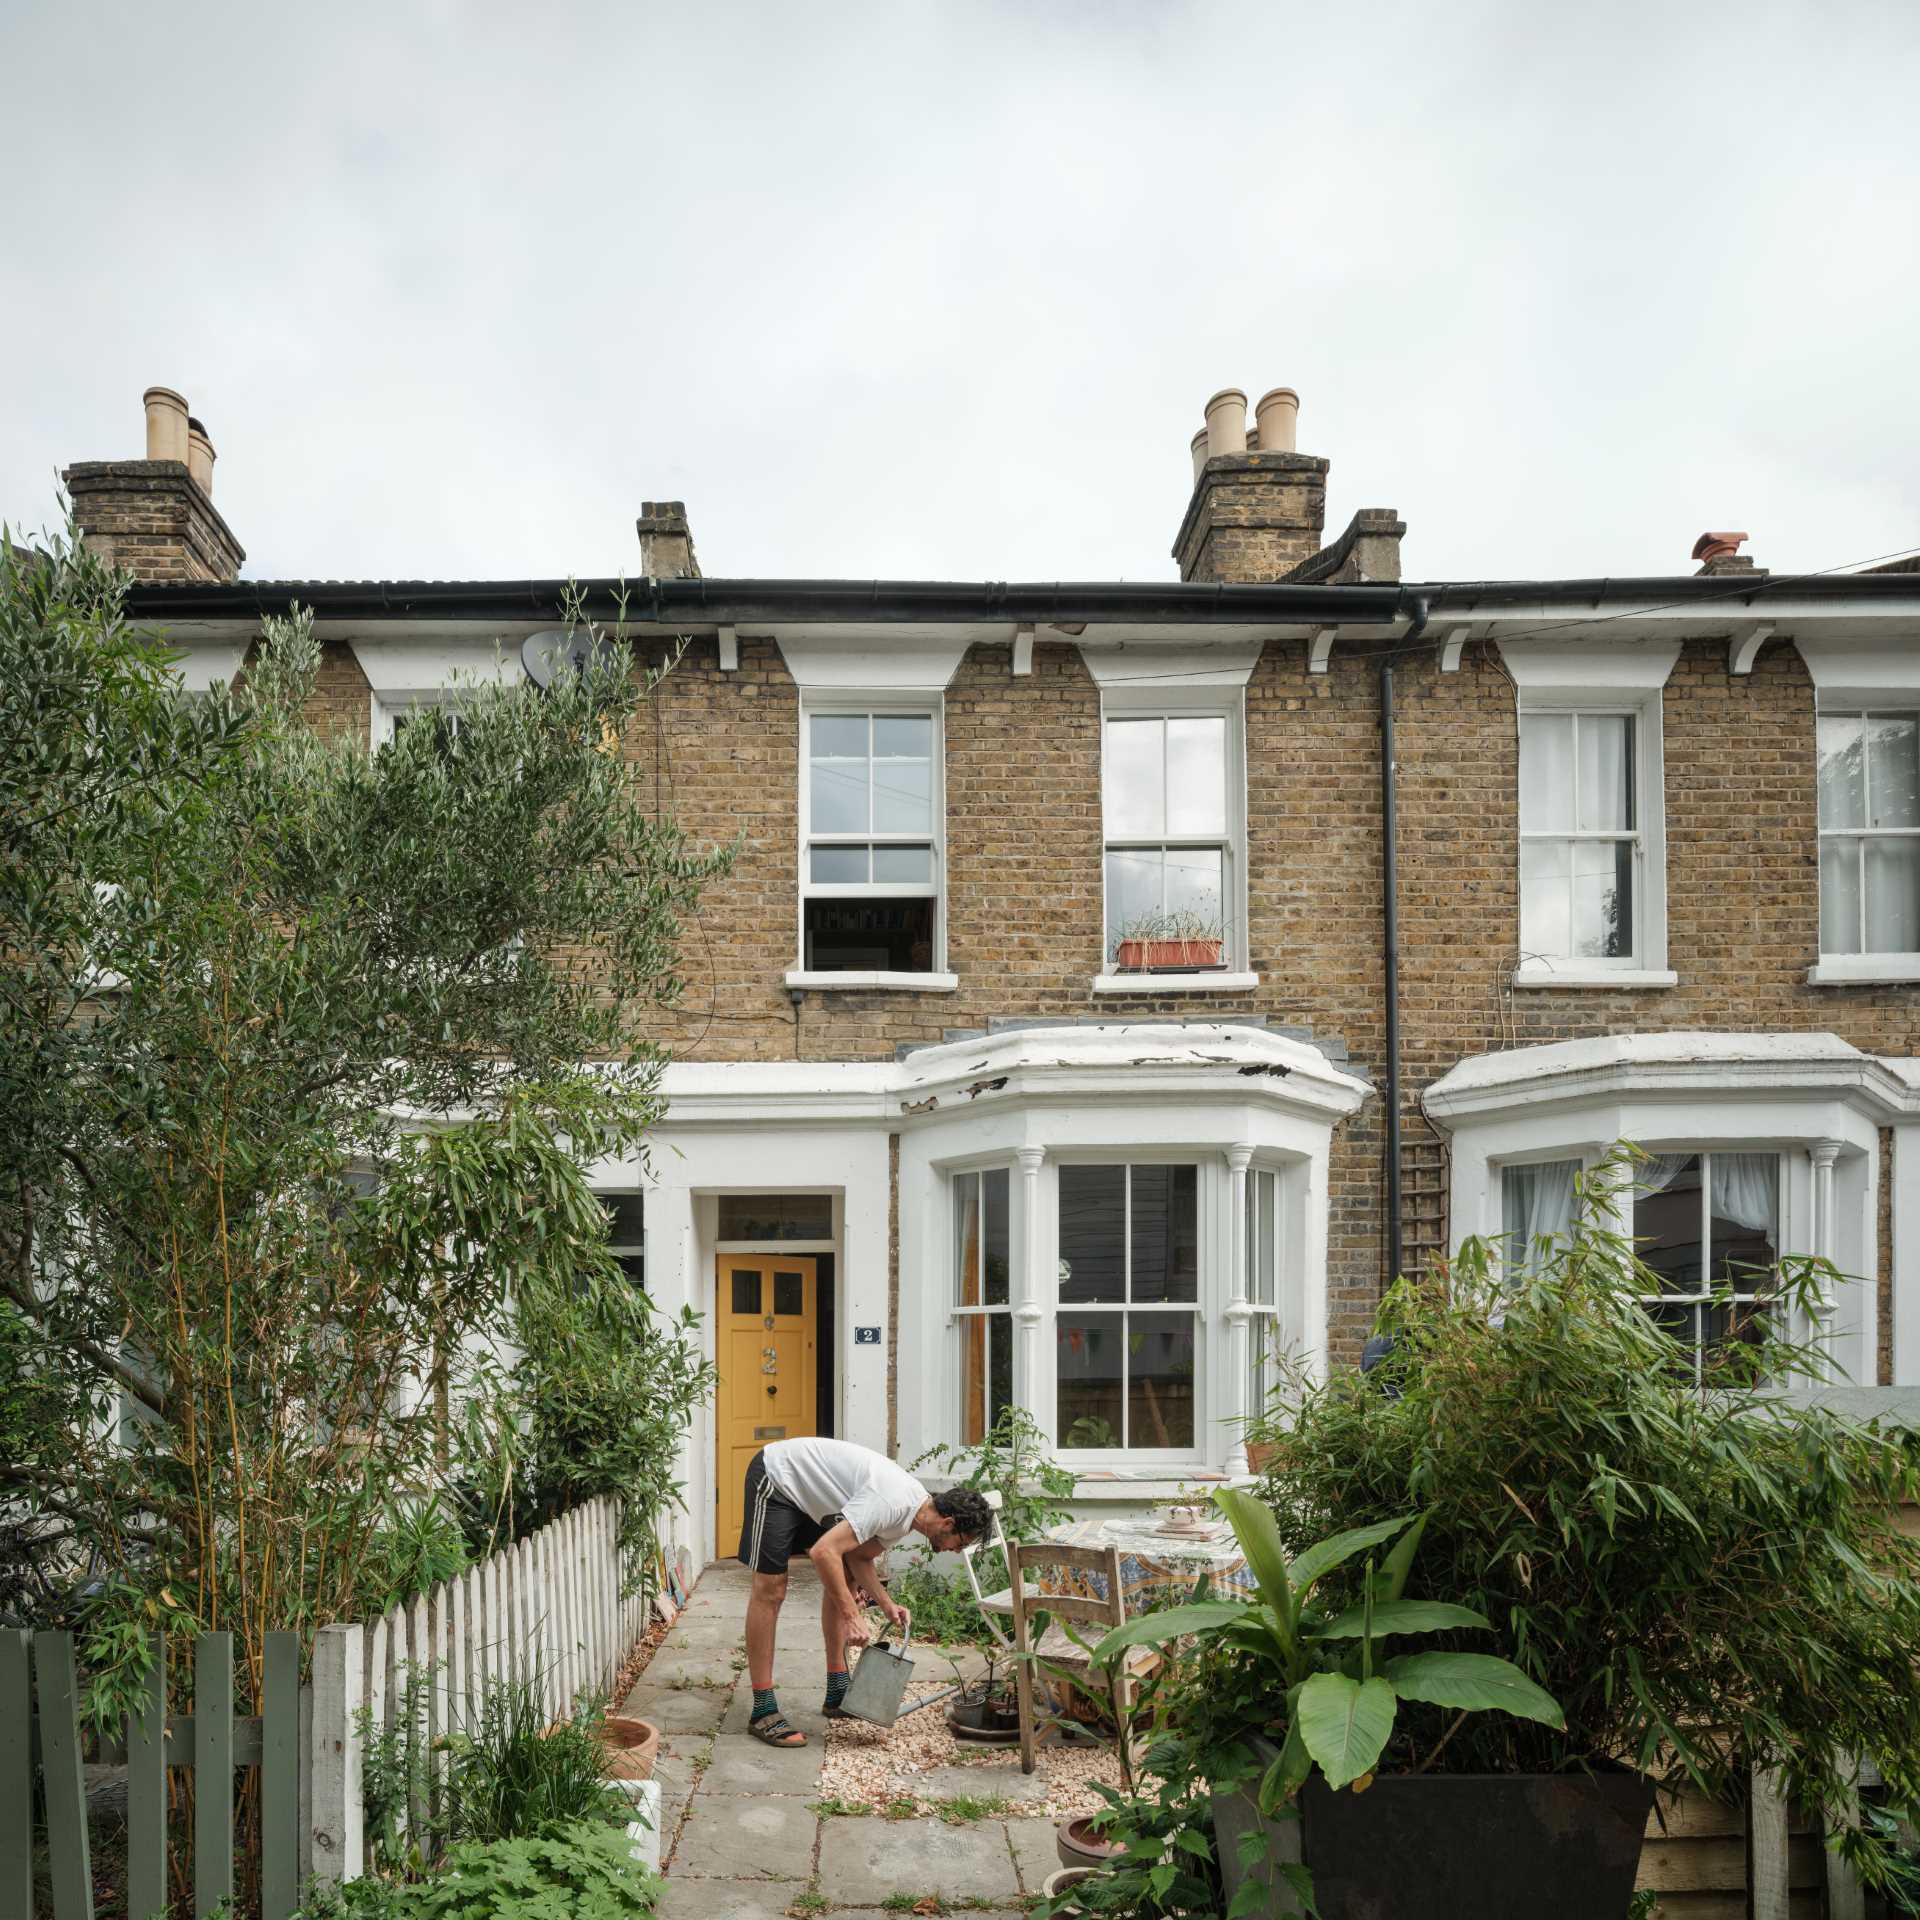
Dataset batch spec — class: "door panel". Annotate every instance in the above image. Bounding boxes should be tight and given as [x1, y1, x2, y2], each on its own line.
[716, 1256, 818, 1547]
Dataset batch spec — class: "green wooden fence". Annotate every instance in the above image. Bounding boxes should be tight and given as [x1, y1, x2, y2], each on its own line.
[0, 1627, 305, 1920]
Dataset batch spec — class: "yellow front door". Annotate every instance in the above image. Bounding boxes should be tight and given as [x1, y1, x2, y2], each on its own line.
[715, 1256, 819, 1548]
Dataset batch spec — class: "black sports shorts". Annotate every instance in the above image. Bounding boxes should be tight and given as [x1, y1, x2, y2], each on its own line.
[737, 1450, 839, 1573]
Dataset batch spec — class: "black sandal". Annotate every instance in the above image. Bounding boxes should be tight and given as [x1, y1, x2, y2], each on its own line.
[748, 1711, 808, 1748]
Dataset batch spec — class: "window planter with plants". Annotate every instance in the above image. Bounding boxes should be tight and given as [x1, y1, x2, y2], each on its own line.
[1109, 910, 1226, 974]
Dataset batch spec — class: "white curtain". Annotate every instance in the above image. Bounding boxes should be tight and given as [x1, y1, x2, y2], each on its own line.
[1502, 1160, 1579, 1280]
[1637, 1152, 1695, 1199]
[1710, 1153, 1779, 1247]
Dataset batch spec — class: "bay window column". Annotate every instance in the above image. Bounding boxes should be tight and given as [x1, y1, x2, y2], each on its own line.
[1224, 1143, 1254, 1478]
[1015, 1147, 1046, 1433]
[1810, 1139, 1842, 1347]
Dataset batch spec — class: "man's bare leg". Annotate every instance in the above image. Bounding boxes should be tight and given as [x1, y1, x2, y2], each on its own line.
[746, 1570, 805, 1745]
[821, 1563, 856, 1716]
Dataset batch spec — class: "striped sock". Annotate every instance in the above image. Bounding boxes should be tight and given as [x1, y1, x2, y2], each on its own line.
[751, 1686, 780, 1722]
[825, 1669, 850, 1710]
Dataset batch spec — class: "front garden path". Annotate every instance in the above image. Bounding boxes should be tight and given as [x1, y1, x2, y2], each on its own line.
[622, 1558, 1064, 1920]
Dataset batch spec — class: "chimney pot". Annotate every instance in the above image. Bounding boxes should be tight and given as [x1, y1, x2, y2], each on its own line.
[1203, 388, 1248, 460]
[1189, 429, 1209, 484]
[1254, 387, 1299, 455]
[1691, 530, 1749, 565]
[185, 417, 215, 496]
[143, 386, 190, 465]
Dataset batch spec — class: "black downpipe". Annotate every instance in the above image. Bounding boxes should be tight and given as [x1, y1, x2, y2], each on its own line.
[1380, 594, 1430, 1286]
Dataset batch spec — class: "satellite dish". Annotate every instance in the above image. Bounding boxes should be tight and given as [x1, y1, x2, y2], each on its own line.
[522, 628, 622, 688]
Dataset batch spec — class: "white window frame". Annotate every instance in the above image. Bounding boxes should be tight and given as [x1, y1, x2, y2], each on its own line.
[1517, 706, 1647, 966]
[950, 1165, 1015, 1446]
[1242, 1165, 1284, 1420]
[1501, 644, 1678, 990]
[1051, 1155, 1207, 1467]
[1630, 1150, 1784, 1388]
[372, 691, 462, 748]
[599, 1190, 645, 1289]
[1813, 706, 1920, 979]
[1093, 684, 1254, 993]
[790, 693, 954, 991]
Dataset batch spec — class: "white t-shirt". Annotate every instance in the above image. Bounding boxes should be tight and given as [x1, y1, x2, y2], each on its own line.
[762, 1438, 928, 1550]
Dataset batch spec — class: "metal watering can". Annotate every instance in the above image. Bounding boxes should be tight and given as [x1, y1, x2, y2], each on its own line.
[839, 1621, 915, 1728]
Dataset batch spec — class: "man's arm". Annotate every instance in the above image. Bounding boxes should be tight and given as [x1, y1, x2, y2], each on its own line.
[845, 1541, 909, 1631]
[809, 1521, 874, 1646]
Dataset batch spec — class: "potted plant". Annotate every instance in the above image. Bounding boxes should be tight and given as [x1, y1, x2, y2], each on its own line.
[1227, 1145, 1920, 1912]
[1097, 1496, 1594, 1918]
[945, 1642, 1025, 1743]
[1111, 908, 1225, 974]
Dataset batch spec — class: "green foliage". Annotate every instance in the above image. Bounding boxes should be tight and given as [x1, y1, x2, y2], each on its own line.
[911, 1404, 1076, 1598]
[1247, 1145, 1920, 1888]
[1097, 1496, 1559, 1796]
[294, 1823, 658, 1920]
[883, 1561, 993, 1647]
[363, 1498, 472, 1617]
[0, 520, 727, 1723]
[445, 1672, 628, 1849]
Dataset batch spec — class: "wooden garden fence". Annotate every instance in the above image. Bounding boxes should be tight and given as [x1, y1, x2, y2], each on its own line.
[2, 1494, 645, 1920]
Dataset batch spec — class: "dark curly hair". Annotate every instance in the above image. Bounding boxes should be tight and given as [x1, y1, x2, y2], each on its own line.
[930, 1485, 993, 1544]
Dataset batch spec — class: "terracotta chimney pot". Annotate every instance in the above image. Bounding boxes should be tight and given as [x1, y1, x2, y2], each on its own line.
[1254, 387, 1300, 455]
[143, 387, 190, 465]
[1189, 428, 1210, 484]
[186, 418, 215, 496]
[1691, 530, 1749, 565]
[1203, 388, 1248, 460]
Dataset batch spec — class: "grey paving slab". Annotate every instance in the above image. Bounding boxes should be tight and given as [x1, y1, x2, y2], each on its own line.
[671, 1793, 819, 1881]
[621, 1679, 736, 1733]
[646, 1648, 749, 1690]
[816, 1816, 1020, 1904]
[652, 1744, 707, 1799]
[664, 1614, 753, 1650]
[1008, 1818, 1064, 1893]
[888, 1764, 1053, 1805]
[700, 1732, 828, 1798]
[658, 1879, 807, 1920]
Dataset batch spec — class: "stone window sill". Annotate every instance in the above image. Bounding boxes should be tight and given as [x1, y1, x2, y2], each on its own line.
[784, 969, 959, 993]
[1090, 970, 1261, 995]
[1806, 956, 1920, 986]
[1510, 965, 1678, 991]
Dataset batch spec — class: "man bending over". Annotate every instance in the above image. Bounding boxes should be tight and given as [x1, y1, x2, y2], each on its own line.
[738, 1436, 991, 1747]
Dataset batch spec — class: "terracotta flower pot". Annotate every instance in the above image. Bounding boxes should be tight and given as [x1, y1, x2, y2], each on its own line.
[598, 1715, 660, 1780]
[1056, 1815, 1128, 1871]
[1113, 937, 1223, 973]
[1245, 1438, 1277, 1473]
[1041, 1867, 1101, 1912]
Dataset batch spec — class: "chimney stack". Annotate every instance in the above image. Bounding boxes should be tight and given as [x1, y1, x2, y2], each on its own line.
[65, 386, 244, 583]
[1173, 382, 1329, 583]
[637, 501, 700, 580]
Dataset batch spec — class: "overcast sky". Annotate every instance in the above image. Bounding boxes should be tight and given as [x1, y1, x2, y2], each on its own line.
[4, 1, 1916, 587]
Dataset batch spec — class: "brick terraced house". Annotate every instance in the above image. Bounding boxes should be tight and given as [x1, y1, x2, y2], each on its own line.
[70, 383, 1920, 1563]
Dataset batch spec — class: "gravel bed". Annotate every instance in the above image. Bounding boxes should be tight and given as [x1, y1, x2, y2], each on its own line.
[817, 1680, 1136, 1822]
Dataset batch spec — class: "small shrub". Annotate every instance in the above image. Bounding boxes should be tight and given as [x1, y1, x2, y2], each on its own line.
[446, 1672, 628, 1847]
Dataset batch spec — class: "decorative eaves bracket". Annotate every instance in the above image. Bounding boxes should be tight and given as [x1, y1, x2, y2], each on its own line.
[1307, 627, 1336, 674]
[1728, 623, 1775, 675]
[1439, 625, 1477, 672]
[716, 626, 739, 671]
[1012, 624, 1034, 676]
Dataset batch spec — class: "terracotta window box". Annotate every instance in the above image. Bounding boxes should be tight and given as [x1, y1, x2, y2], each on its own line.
[1113, 937, 1224, 973]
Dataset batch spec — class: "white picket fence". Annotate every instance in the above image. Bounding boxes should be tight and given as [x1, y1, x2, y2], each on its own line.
[306, 1495, 647, 1885]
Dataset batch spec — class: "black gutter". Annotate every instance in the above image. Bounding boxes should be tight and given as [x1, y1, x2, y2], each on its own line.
[1408, 573, 1920, 608]
[123, 575, 1410, 626]
[122, 569, 1920, 626]
[1380, 591, 1429, 1286]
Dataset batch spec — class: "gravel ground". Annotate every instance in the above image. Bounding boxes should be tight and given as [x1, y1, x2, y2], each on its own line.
[818, 1679, 1136, 1821]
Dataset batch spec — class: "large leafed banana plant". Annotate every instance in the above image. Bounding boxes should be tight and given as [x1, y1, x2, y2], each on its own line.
[1093, 1490, 1563, 1801]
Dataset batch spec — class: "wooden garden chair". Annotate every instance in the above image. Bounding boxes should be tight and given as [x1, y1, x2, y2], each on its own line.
[1007, 1539, 1153, 1786]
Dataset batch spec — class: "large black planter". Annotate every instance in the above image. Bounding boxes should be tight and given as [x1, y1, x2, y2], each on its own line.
[1213, 1742, 1655, 1919]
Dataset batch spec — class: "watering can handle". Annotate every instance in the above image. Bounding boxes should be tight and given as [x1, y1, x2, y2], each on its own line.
[884, 1617, 912, 1660]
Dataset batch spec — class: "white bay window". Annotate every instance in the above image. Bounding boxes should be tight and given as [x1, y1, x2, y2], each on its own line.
[953, 1168, 1013, 1446]
[1056, 1164, 1200, 1454]
[1243, 1167, 1283, 1418]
